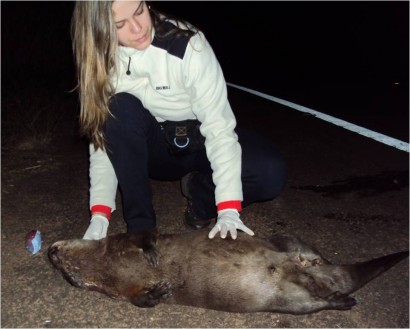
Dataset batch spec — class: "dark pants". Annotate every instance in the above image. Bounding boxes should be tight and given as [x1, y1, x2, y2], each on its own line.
[104, 93, 287, 233]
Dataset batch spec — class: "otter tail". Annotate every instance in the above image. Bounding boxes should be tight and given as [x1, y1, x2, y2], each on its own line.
[345, 250, 409, 294]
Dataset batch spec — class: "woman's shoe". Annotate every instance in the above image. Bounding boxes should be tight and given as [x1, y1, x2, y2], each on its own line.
[181, 172, 211, 230]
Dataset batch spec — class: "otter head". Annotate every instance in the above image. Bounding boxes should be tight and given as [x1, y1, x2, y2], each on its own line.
[48, 239, 108, 291]
[48, 234, 161, 303]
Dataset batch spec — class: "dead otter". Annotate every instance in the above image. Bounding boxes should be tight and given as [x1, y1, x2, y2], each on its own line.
[48, 230, 408, 314]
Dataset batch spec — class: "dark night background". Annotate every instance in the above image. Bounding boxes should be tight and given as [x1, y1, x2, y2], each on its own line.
[2, 1, 409, 143]
[2, 3, 410, 328]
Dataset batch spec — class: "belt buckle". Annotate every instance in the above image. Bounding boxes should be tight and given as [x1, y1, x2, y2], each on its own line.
[175, 126, 187, 137]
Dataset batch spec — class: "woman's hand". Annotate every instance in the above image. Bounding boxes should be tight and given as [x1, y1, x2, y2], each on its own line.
[208, 209, 254, 240]
[83, 214, 109, 240]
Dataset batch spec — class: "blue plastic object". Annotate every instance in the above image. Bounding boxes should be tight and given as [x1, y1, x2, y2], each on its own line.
[25, 230, 42, 254]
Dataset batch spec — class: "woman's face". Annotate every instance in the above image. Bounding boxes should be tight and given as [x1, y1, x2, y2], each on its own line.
[112, 0, 152, 50]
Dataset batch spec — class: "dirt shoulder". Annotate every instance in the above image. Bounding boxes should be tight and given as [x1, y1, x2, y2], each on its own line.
[1, 90, 408, 328]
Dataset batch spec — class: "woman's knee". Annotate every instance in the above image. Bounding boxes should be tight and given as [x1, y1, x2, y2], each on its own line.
[108, 92, 145, 122]
[105, 93, 156, 140]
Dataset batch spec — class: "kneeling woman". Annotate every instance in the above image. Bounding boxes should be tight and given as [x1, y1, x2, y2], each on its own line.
[71, 1, 287, 240]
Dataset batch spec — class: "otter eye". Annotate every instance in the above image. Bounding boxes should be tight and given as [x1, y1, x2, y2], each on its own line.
[268, 265, 276, 274]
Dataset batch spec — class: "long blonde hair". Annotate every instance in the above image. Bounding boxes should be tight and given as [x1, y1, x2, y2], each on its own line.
[71, 1, 197, 150]
[71, 1, 117, 150]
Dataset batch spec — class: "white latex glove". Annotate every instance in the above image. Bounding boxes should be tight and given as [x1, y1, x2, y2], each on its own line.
[83, 214, 109, 240]
[208, 209, 255, 240]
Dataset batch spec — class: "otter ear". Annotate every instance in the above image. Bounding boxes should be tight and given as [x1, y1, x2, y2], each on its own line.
[128, 231, 160, 267]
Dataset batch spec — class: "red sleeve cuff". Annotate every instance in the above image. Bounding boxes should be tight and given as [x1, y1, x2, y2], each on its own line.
[91, 205, 112, 220]
[217, 200, 242, 212]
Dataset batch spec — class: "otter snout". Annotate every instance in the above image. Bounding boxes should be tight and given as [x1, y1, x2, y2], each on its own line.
[48, 242, 64, 266]
[47, 241, 90, 289]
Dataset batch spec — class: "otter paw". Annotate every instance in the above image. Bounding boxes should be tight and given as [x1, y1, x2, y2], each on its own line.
[129, 231, 160, 267]
[327, 292, 357, 310]
[143, 247, 160, 268]
[130, 281, 172, 308]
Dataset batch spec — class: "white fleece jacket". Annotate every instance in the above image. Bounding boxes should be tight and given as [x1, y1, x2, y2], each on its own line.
[89, 24, 243, 215]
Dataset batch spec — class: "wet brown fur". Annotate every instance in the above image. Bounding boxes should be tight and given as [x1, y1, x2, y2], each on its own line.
[48, 230, 408, 314]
